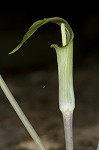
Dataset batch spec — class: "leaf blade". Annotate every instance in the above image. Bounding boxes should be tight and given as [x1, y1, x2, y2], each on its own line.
[9, 17, 74, 54]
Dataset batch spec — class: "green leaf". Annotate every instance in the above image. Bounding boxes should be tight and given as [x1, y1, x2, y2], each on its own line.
[9, 17, 74, 54]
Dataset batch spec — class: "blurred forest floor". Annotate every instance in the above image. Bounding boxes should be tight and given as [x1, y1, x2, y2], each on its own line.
[0, 64, 99, 150]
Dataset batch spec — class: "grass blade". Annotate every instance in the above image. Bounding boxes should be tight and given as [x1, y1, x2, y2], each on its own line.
[0, 75, 46, 150]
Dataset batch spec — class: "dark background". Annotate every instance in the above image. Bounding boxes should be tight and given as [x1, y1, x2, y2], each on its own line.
[0, 1, 99, 72]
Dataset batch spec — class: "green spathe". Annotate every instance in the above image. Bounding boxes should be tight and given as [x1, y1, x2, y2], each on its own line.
[9, 17, 74, 54]
[51, 42, 75, 112]
[9, 16, 75, 111]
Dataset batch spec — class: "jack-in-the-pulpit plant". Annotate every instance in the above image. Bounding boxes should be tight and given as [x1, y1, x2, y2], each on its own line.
[51, 22, 75, 150]
[0, 17, 98, 150]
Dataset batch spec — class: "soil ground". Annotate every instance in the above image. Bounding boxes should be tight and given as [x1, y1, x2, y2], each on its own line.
[0, 66, 99, 150]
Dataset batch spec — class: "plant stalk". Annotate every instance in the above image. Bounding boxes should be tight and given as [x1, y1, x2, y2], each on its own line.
[0, 75, 46, 150]
[62, 110, 73, 150]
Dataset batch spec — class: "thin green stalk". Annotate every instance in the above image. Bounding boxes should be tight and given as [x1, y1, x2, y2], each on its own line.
[97, 142, 99, 150]
[0, 75, 46, 150]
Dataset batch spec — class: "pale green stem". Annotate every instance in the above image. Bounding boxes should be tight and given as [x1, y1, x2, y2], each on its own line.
[0, 75, 46, 150]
